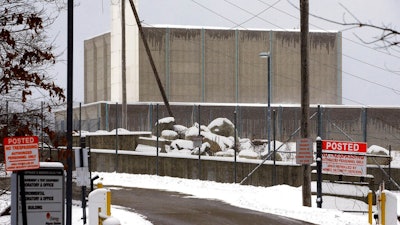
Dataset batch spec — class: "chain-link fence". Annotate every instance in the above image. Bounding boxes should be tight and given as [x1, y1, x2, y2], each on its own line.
[55, 102, 400, 151]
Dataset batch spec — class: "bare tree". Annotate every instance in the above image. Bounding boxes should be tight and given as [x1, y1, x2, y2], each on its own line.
[287, 2, 400, 50]
[0, 0, 66, 141]
[311, 3, 400, 50]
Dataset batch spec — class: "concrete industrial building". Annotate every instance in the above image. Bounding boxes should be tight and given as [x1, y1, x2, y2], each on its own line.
[83, 0, 342, 105]
[84, 27, 342, 104]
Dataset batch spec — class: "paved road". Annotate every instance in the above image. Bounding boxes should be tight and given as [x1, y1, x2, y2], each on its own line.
[108, 186, 315, 225]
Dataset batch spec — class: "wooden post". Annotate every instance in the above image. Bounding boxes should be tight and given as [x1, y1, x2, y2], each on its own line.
[300, 0, 311, 207]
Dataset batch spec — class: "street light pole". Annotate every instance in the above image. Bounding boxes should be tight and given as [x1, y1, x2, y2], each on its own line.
[259, 52, 271, 155]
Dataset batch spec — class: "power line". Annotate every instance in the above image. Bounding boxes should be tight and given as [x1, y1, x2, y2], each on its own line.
[225, 0, 283, 29]
[190, 0, 242, 27]
[343, 53, 400, 77]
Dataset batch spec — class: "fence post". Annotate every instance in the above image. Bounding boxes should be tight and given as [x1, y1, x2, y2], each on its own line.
[198, 104, 201, 180]
[156, 104, 159, 175]
[317, 105, 322, 138]
[6, 101, 9, 136]
[115, 102, 119, 172]
[105, 103, 109, 131]
[316, 136, 322, 208]
[234, 110, 237, 183]
[362, 107, 368, 143]
[272, 110, 276, 185]
[148, 103, 153, 131]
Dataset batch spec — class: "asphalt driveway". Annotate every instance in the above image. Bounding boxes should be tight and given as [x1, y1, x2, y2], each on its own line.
[108, 186, 316, 225]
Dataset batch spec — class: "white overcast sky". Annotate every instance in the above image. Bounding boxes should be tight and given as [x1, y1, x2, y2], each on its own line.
[51, 0, 400, 106]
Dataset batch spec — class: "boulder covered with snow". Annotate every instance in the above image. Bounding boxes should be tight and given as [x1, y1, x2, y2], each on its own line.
[170, 139, 194, 151]
[238, 149, 259, 159]
[239, 139, 255, 152]
[367, 145, 391, 165]
[202, 131, 235, 154]
[260, 150, 282, 161]
[208, 118, 235, 138]
[152, 117, 239, 156]
[153, 117, 175, 135]
[170, 139, 210, 156]
[173, 124, 188, 139]
[161, 130, 179, 140]
[191, 142, 211, 156]
[185, 123, 206, 140]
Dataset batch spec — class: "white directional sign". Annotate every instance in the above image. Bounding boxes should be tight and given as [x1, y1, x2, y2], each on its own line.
[16, 165, 65, 225]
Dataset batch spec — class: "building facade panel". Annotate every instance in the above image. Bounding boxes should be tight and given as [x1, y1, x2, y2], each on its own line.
[273, 31, 302, 104]
[84, 33, 111, 103]
[308, 32, 341, 104]
[238, 30, 271, 103]
[169, 28, 202, 102]
[84, 39, 95, 103]
[139, 28, 167, 102]
[204, 29, 236, 103]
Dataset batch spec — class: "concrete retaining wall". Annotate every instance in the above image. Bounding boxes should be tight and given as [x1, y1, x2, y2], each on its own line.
[90, 150, 304, 187]
[89, 150, 398, 192]
[74, 132, 152, 150]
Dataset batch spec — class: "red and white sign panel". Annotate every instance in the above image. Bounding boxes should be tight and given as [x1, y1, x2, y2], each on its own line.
[322, 140, 367, 153]
[322, 153, 367, 176]
[3, 136, 40, 171]
[322, 140, 367, 176]
[296, 138, 314, 164]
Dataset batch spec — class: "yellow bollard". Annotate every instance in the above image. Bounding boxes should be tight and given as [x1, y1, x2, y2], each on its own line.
[99, 207, 104, 225]
[381, 192, 386, 225]
[107, 190, 111, 216]
[97, 178, 103, 189]
[368, 191, 372, 224]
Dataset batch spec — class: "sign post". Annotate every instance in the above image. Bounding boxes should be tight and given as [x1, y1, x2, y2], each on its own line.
[316, 137, 323, 208]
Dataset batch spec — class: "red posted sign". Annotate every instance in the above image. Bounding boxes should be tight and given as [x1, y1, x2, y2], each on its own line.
[322, 140, 367, 153]
[321, 140, 367, 176]
[3, 136, 40, 171]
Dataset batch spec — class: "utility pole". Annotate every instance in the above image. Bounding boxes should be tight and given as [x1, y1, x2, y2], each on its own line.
[300, 0, 311, 207]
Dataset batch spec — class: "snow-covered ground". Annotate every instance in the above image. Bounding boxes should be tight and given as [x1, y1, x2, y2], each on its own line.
[88, 172, 375, 225]
[0, 174, 372, 225]
[0, 172, 394, 225]
[1, 135, 399, 224]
